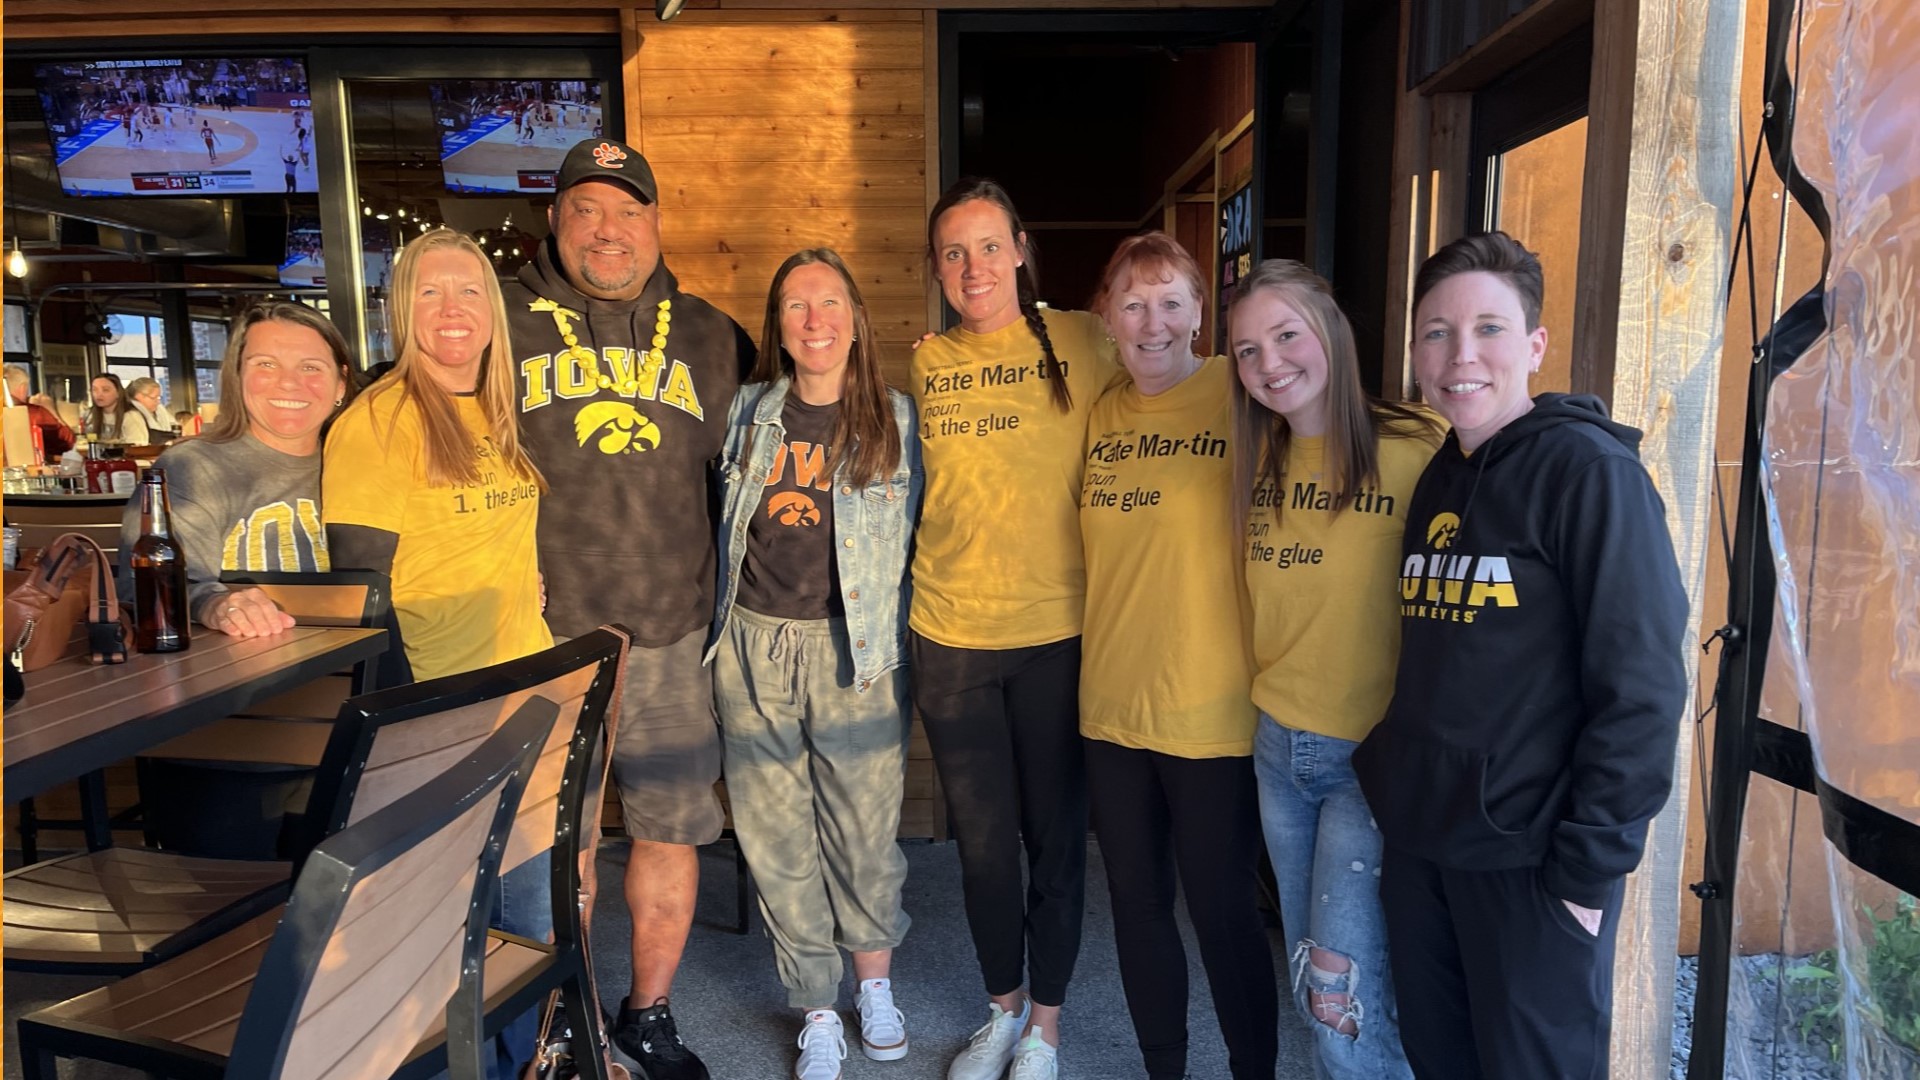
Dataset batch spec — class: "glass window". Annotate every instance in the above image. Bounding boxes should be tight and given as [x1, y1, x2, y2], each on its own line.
[104, 314, 152, 358]
[1490, 116, 1586, 393]
[106, 362, 159, 389]
[4, 302, 30, 354]
[103, 312, 168, 359]
[191, 318, 229, 363]
[196, 367, 221, 404]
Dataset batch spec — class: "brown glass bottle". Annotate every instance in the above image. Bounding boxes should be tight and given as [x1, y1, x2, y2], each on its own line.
[131, 466, 191, 653]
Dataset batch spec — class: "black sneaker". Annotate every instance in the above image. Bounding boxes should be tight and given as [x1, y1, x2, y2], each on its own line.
[608, 999, 709, 1080]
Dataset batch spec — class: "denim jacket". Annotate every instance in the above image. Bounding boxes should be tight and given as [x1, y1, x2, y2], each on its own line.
[708, 377, 922, 691]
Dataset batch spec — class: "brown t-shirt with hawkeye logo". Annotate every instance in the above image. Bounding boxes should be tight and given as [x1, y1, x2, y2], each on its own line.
[737, 394, 844, 621]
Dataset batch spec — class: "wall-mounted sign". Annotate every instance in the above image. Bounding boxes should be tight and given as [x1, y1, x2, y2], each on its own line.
[1217, 181, 1255, 354]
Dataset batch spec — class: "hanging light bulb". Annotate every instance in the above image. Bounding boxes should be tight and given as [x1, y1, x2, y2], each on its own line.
[6, 240, 27, 280]
[362, 204, 373, 216]
[374, 210, 391, 221]
[419, 221, 431, 234]
[396, 207, 408, 220]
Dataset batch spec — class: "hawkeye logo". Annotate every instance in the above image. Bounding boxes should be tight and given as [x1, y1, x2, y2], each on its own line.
[1400, 512, 1517, 624]
[763, 440, 834, 527]
[574, 401, 662, 455]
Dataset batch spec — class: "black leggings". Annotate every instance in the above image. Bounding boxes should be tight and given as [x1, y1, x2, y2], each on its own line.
[1087, 739, 1278, 1080]
[912, 633, 1087, 1007]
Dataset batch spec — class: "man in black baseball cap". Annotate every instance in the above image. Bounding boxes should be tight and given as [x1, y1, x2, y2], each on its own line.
[502, 135, 754, 1080]
[554, 134, 659, 206]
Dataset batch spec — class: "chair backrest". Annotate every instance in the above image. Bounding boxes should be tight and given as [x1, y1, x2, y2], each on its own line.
[220, 569, 391, 629]
[222, 570, 394, 703]
[305, 627, 629, 881]
[222, 697, 558, 1080]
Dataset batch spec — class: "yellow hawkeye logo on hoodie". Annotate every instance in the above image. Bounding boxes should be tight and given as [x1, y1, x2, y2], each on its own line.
[1400, 512, 1519, 623]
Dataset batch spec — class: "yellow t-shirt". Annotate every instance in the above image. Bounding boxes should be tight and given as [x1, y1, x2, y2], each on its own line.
[908, 308, 1121, 649]
[323, 384, 553, 681]
[1246, 424, 1439, 742]
[1080, 357, 1255, 758]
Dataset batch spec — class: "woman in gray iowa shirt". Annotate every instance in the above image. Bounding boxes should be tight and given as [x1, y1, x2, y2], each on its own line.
[118, 302, 355, 630]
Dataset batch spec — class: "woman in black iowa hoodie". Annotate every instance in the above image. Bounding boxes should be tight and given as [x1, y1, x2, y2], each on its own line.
[1352, 232, 1688, 1080]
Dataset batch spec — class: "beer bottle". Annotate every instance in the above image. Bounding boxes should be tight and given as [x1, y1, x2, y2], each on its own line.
[131, 466, 191, 652]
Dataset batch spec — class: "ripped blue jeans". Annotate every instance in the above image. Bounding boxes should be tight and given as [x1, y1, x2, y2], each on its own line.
[1254, 717, 1412, 1080]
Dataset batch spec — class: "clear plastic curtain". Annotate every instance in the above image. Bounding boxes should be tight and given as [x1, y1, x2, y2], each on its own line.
[1744, 0, 1920, 1075]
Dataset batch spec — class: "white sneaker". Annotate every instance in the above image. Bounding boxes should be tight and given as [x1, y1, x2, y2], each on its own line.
[794, 1010, 846, 1080]
[1008, 1029, 1058, 1080]
[856, 978, 909, 1061]
[946, 999, 1029, 1080]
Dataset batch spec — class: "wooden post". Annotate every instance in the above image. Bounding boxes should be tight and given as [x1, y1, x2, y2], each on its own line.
[1574, 0, 1747, 1074]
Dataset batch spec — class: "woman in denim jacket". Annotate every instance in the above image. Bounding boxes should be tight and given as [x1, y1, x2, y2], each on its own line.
[709, 247, 923, 1080]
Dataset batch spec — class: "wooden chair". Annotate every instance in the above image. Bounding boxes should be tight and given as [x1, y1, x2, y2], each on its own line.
[4, 497, 129, 567]
[2, 571, 391, 974]
[15, 697, 560, 1080]
[326, 627, 630, 1080]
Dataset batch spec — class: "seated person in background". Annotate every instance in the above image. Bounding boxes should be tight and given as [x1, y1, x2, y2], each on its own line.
[117, 302, 354, 635]
[4, 363, 76, 459]
[174, 408, 204, 436]
[83, 372, 148, 445]
[125, 376, 179, 441]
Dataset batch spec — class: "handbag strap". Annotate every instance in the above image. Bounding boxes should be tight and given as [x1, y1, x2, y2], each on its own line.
[35, 533, 120, 624]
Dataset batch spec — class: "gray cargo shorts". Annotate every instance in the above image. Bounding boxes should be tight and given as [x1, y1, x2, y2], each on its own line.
[606, 627, 724, 846]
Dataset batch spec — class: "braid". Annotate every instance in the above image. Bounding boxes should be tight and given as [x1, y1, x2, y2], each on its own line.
[1015, 264, 1072, 413]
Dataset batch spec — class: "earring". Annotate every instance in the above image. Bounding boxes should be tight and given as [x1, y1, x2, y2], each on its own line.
[333, 397, 344, 408]
[1192, 328, 1201, 341]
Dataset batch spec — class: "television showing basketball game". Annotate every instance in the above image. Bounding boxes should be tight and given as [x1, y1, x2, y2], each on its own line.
[281, 208, 324, 287]
[35, 57, 315, 197]
[432, 79, 604, 194]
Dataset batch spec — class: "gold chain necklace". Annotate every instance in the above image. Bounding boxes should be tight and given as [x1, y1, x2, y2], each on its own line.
[528, 296, 673, 394]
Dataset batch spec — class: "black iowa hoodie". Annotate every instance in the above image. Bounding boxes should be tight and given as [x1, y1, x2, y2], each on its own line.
[507, 241, 753, 645]
[1352, 393, 1688, 909]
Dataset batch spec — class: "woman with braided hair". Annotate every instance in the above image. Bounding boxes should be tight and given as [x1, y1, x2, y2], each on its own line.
[910, 178, 1121, 1080]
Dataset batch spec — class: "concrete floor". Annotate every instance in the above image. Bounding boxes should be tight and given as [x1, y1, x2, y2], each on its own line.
[6, 839, 1318, 1080]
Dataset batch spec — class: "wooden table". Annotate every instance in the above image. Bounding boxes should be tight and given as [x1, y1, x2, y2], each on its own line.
[3, 628, 386, 828]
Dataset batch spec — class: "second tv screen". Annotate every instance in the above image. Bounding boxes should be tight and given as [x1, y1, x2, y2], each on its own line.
[433, 79, 604, 195]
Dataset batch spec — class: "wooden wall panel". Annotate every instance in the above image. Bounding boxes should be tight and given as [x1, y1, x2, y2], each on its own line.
[660, 206, 927, 254]
[634, 7, 933, 402]
[639, 70, 923, 118]
[643, 116, 926, 164]
[653, 160, 927, 210]
[635, 22, 924, 68]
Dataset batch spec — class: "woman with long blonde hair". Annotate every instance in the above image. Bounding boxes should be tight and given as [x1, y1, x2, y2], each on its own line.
[323, 227, 554, 1079]
[1229, 259, 1437, 1079]
[324, 227, 547, 684]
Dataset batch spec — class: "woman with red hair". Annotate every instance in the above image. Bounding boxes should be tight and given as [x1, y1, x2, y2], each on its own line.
[1080, 231, 1276, 1080]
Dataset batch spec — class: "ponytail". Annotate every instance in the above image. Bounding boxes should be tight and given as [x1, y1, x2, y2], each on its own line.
[1015, 263, 1072, 413]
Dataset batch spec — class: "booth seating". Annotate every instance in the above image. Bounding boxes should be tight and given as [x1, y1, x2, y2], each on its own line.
[2, 571, 391, 973]
[15, 698, 558, 1080]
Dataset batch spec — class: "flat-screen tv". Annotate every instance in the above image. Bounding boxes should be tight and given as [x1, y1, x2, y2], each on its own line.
[432, 79, 604, 194]
[281, 209, 324, 287]
[35, 57, 315, 196]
